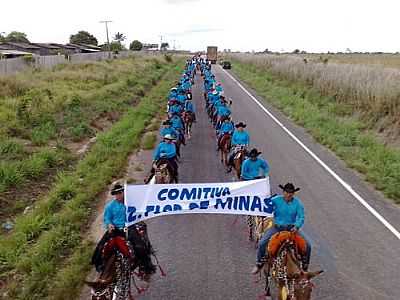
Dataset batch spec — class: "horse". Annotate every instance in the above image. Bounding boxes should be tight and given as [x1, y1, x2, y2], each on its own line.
[233, 147, 246, 180]
[86, 236, 134, 300]
[183, 112, 194, 139]
[218, 133, 231, 166]
[262, 231, 323, 300]
[154, 159, 175, 184]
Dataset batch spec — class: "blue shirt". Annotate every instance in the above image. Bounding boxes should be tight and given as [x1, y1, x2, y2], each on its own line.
[177, 94, 187, 104]
[241, 158, 270, 180]
[104, 199, 126, 229]
[160, 127, 178, 139]
[171, 116, 184, 130]
[232, 130, 250, 146]
[271, 195, 305, 229]
[168, 104, 182, 114]
[217, 105, 231, 117]
[219, 121, 234, 134]
[153, 141, 177, 160]
[185, 101, 195, 112]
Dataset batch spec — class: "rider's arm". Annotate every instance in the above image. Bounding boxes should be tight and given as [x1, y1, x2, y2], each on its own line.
[294, 200, 305, 229]
[261, 160, 270, 177]
[103, 201, 114, 231]
[153, 145, 161, 161]
[240, 160, 249, 180]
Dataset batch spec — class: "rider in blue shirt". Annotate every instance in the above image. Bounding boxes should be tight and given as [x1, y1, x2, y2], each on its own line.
[152, 134, 179, 182]
[241, 148, 270, 180]
[227, 122, 250, 171]
[160, 120, 178, 139]
[216, 117, 234, 151]
[252, 183, 312, 274]
[184, 99, 196, 122]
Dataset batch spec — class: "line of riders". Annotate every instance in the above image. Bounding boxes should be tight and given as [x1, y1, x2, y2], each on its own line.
[88, 56, 321, 299]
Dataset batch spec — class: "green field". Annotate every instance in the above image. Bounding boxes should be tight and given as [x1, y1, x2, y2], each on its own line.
[0, 54, 184, 299]
[228, 55, 400, 204]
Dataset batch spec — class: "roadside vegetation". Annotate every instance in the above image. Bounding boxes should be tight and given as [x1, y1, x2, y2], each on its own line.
[228, 54, 400, 203]
[0, 55, 184, 299]
[0, 55, 170, 223]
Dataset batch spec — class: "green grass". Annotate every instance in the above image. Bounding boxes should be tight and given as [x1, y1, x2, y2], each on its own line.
[0, 57, 184, 299]
[231, 61, 400, 203]
[142, 132, 157, 150]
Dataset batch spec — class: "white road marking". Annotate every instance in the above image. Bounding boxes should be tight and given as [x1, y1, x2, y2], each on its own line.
[221, 67, 400, 241]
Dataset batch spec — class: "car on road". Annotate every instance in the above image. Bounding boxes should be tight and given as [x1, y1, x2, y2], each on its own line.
[222, 61, 231, 69]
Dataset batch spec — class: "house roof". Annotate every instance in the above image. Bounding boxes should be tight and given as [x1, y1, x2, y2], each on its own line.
[0, 49, 33, 56]
[32, 43, 61, 49]
[67, 44, 100, 52]
[49, 43, 77, 50]
[1, 42, 40, 49]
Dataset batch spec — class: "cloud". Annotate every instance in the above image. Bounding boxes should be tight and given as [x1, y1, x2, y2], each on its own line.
[168, 27, 223, 36]
[164, 0, 199, 4]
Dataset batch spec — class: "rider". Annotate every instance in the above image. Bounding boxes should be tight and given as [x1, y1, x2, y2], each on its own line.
[240, 148, 270, 180]
[160, 120, 178, 139]
[227, 122, 250, 172]
[152, 134, 179, 182]
[170, 113, 186, 146]
[216, 116, 234, 151]
[251, 183, 312, 274]
[91, 183, 156, 277]
[168, 99, 183, 115]
[184, 97, 196, 122]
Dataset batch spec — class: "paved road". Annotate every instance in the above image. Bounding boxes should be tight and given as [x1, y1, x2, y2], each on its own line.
[141, 66, 400, 300]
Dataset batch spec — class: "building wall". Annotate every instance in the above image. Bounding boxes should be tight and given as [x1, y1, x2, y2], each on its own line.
[0, 51, 139, 75]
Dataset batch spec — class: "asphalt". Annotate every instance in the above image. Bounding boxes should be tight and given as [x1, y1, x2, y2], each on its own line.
[140, 65, 400, 300]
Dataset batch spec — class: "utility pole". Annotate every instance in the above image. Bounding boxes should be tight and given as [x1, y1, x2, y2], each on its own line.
[159, 35, 163, 51]
[100, 20, 112, 57]
[173, 40, 176, 51]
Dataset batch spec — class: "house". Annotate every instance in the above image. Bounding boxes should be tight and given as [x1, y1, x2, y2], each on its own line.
[0, 44, 34, 59]
[78, 44, 102, 51]
[31, 43, 62, 56]
[50, 43, 80, 55]
[66, 43, 100, 53]
[0, 42, 41, 55]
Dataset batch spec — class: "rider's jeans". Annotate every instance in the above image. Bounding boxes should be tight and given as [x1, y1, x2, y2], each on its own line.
[257, 226, 311, 266]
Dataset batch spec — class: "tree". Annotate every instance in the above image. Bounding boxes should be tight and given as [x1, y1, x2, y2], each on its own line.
[292, 49, 300, 54]
[160, 42, 169, 51]
[4, 31, 30, 43]
[130, 40, 143, 51]
[70, 31, 98, 45]
[113, 32, 126, 43]
[0, 32, 5, 42]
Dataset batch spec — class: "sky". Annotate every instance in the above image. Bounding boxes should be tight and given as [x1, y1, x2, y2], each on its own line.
[1, 0, 399, 52]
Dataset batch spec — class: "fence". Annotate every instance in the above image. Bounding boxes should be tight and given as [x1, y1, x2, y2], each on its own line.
[0, 51, 137, 76]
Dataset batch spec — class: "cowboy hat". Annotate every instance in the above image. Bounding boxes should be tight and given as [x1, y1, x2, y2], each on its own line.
[111, 183, 124, 195]
[235, 122, 247, 128]
[279, 183, 300, 193]
[249, 148, 262, 157]
[163, 134, 175, 140]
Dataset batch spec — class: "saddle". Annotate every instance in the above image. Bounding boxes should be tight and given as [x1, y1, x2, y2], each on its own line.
[267, 231, 307, 258]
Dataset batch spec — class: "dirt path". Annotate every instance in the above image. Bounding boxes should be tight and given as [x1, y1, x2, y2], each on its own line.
[78, 120, 161, 300]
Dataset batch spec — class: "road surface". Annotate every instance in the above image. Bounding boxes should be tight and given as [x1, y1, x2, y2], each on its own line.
[140, 65, 400, 300]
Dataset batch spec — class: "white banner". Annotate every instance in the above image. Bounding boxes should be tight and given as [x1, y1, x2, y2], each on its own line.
[124, 178, 272, 226]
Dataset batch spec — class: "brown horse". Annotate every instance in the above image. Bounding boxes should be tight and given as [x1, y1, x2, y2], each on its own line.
[233, 148, 246, 179]
[218, 133, 231, 166]
[154, 159, 175, 184]
[183, 112, 194, 139]
[86, 237, 134, 300]
[262, 232, 323, 300]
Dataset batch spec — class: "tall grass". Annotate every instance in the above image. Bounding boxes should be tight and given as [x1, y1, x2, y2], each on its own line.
[0, 57, 184, 299]
[228, 54, 400, 135]
[230, 60, 400, 203]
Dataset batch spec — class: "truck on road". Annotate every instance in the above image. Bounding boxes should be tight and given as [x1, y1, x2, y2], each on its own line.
[207, 46, 218, 64]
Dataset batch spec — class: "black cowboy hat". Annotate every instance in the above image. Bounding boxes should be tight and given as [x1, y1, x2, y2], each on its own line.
[279, 183, 300, 193]
[235, 122, 247, 128]
[162, 120, 172, 125]
[111, 183, 124, 195]
[249, 148, 262, 157]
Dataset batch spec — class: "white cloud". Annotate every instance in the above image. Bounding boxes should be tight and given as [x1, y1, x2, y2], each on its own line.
[0, 0, 399, 52]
